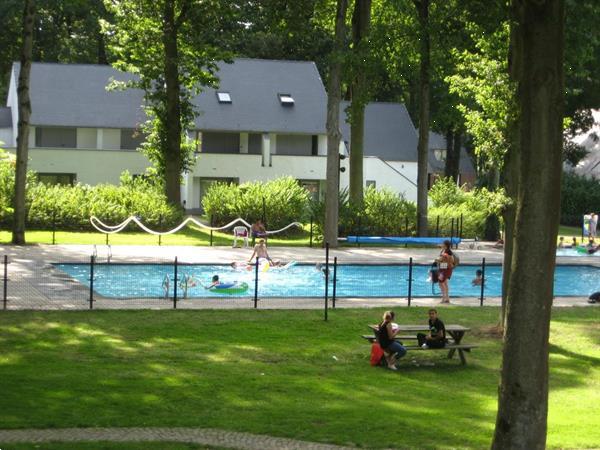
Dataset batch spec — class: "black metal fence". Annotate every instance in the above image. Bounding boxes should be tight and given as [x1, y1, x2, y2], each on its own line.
[0, 245, 490, 315]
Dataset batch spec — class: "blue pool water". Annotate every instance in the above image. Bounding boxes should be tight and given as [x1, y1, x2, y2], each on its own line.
[54, 263, 600, 299]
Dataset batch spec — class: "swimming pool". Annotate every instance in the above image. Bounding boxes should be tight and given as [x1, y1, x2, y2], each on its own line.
[54, 263, 600, 299]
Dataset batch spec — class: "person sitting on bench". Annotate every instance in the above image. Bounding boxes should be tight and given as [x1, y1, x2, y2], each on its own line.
[417, 309, 446, 349]
[377, 311, 407, 371]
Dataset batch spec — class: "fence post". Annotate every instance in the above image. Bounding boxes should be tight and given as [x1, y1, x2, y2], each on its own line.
[253, 257, 259, 309]
[435, 216, 440, 237]
[357, 217, 361, 248]
[459, 214, 464, 241]
[309, 217, 313, 248]
[89, 255, 95, 309]
[105, 231, 109, 246]
[324, 242, 329, 321]
[209, 215, 214, 247]
[3, 255, 7, 310]
[407, 257, 413, 307]
[173, 257, 178, 309]
[332, 256, 337, 308]
[480, 257, 486, 306]
[405, 217, 409, 248]
[52, 210, 56, 245]
[158, 215, 162, 246]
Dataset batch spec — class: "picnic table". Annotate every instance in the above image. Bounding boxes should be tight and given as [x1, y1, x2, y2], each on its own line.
[363, 324, 476, 365]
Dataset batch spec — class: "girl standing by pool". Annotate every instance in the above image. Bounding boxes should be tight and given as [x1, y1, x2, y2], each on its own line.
[437, 240, 454, 304]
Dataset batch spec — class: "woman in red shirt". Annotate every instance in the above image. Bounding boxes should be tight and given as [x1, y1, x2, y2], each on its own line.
[437, 240, 454, 304]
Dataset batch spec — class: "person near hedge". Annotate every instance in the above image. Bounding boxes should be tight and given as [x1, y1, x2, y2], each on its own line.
[377, 310, 406, 371]
[417, 309, 446, 349]
[251, 219, 267, 241]
[437, 240, 454, 304]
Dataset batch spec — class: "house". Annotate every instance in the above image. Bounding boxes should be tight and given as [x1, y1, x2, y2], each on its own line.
[427, 131, 476, 187]
[1, 59, 476, 211]
[569, 109, 600, 179]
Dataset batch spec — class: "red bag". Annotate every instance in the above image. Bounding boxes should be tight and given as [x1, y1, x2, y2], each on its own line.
[370, 342, 384, 366]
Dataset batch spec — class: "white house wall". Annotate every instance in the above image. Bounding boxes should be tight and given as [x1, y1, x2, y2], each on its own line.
[14, 148, 151, 185]
[362, 157, 418, 202]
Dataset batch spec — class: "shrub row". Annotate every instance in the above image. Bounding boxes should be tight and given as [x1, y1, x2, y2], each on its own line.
[0, 156, 182, 230]
[201, 177, 309, 231]
[561, 172, 600, 226]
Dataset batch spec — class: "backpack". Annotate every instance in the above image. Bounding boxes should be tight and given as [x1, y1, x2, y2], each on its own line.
[370, 342, 385, 366]
[452, 253, 460, 267]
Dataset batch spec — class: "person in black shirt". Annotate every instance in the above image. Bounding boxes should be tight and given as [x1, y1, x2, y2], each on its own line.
[417, 309, 446, 349]
[377, 311, 407, 370]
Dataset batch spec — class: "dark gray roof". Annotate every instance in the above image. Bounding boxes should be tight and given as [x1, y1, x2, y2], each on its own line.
[14, 59, 327, 133]
[0, 107, 11, 127]
[194, 58, 326, 133]
[427, 131, 476, 175]
[14, 62, 146, 128]
[339, 102, 418, 161]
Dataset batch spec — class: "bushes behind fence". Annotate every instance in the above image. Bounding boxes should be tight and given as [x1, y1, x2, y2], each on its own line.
[561, 172, 600, 226]
[201, 176, 310, 231]
[0, 165, 182, 230]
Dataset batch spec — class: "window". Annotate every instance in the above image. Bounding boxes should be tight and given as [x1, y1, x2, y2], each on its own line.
[121, 129, 144, 150]
[299, 180, 320, 201]
[38, 173, 76, 186]
[311, 135, 318, 156]
[278, 93, 294, 106]
[433, 148, 446, 161]
[217, 92, 232, 103]
[366, 180, 376, 189]
[35, 127, 77, 148]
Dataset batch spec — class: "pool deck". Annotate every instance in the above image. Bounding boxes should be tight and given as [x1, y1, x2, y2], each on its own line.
[0, 242, 598, 310]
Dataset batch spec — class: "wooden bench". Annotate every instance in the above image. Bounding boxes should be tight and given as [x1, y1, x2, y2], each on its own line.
[364, 324, 477, 365]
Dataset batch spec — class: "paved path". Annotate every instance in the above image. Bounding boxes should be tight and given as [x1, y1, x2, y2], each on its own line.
[0, 427, 358, 449]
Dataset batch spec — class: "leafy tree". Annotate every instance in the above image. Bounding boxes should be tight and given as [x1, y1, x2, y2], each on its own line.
[492, 1, 565, 448]
[104, 0, 230, 205]
[347, 0, 372, 205]
[0, 0, 112, 99]
[324, 0, 349, 248]
[12, 0, 35, 245]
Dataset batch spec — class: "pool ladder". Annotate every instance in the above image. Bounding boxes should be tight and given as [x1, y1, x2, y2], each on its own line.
[92, 244, 112, 263]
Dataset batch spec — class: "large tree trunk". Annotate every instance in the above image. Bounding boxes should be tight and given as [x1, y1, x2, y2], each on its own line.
[162, 0, 182, 205]
[414, 0, 430, 237]
[492, 1, 564, 449]
[348, 0, 371, 205]
[324, 0, 348, 248]
[444, 128, 461, 182]
[12, 0, 35, 245]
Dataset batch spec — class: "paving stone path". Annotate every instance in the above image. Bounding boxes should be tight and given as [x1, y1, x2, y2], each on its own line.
[0, 427, 358, 449]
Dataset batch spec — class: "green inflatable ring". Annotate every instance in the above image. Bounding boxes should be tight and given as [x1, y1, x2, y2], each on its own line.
[213, 281, 249, 294]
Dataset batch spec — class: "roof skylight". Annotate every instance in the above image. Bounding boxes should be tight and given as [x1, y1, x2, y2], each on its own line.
[278, 93, 295, 106]
[217, 92, 232, 103]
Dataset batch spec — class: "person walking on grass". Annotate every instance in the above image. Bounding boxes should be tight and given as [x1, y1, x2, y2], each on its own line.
[377, 311, 406, 371]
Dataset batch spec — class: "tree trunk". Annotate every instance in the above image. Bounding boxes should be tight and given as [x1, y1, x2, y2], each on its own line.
[414, 0, 430, 237]
[324, 0, 348, 248]
[444, 128, 461, 182]
[12, 0, 35, 245]
[492, 1, 564, 449]
[162, 0, 182, 205]
[348, 0, 371, 205]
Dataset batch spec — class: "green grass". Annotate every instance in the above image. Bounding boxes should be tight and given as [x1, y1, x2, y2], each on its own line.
[0, 223, 314, 247]
[558, 224, 584, 239]
[0, 308, 598, 449]
[7, 443, 226, 450]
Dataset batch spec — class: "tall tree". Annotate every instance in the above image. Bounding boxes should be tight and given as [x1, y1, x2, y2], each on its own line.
[492, 1, 564, 448]
[105, 0, 227, 205]
[413, 0, 430, 236]
[12, 0, 35, 245]
[348, 0, 372, 205]
[324, 0, 348, 248]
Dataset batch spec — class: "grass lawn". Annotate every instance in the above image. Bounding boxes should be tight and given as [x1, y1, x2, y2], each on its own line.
[0, 307, 598, 449]
[0, 223, 314, 247]
[7, 444, 223, 450]
[558, 224, 584, 239]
